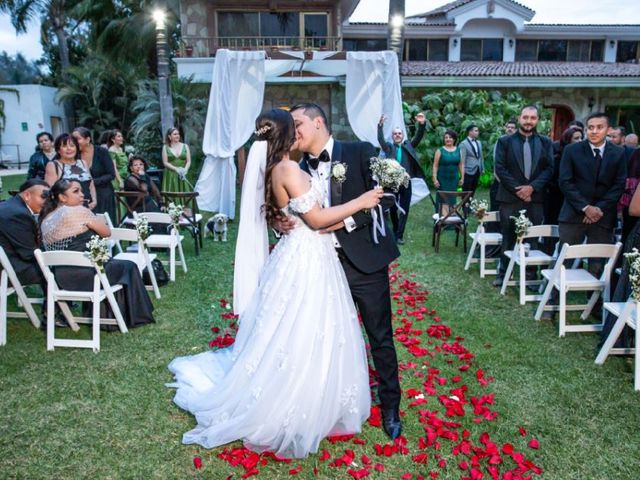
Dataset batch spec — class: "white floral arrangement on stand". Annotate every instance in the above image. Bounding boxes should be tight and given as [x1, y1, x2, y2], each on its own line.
[510, 209, 532, 241]
[135, 215, 152, 241]
[469, 198, 489, 222]
[624, 248, 640, 301]
[370, 157, 411, 193]
[167, 202, 184, 230]
[85, 235, 111, 273]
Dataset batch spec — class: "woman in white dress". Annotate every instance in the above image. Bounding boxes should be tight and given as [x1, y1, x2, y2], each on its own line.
[167, 109, 383, 458]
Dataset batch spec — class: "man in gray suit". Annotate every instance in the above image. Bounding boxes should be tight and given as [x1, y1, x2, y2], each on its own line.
[460, 124, 484, 196]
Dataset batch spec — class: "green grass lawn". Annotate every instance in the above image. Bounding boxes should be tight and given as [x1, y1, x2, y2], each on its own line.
[1, 184, 639, 479]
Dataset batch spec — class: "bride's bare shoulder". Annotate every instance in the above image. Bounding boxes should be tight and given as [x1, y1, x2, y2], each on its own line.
[272, 159, 302, 177]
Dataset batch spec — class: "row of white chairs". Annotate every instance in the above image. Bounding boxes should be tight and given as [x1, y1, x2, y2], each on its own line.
[465, 211, 637, 390]
[1, 211, 188, 352]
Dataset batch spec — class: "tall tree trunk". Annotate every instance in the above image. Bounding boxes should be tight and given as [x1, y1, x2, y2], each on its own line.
[387, 0, 405, 69]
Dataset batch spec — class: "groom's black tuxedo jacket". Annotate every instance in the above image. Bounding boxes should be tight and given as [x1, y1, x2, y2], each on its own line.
[558, 140, 626, 229]
[300, 140, 400, 274]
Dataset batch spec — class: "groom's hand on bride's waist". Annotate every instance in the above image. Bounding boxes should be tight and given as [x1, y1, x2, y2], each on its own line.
[272, 215, 296, 235]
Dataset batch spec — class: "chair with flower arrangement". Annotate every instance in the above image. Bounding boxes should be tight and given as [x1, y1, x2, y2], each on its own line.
[594, 296, 639, 390]
[431, 190, 472, 253]
[34, 249, 128, 352]
[464, 210, 502, 277]
[132, 211, 187, 282]
[0, 246, 42, 345]
[534, 242, 622, 337]
[500, 225, 560, 305]
[160, 192, 204, 256]
[108, 226, 161, 300]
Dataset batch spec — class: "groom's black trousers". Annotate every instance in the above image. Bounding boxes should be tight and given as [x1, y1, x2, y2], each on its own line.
[338, 250, 401, 412]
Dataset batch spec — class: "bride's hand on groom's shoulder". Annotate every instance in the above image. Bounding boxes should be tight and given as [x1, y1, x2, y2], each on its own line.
[271, 214, 296, 235]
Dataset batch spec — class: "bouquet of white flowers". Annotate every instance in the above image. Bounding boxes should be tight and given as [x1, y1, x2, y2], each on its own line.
[85, 235, 110, 273]
[469, 198, 489, 221]
[135, 215, 152, 241]
[624, 248, 640, 301]
[167, 202, 184, 229]
[370, 157, 410, 193]
[510, 209, 532, 240]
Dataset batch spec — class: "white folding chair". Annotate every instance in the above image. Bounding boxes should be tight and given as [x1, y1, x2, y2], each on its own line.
[500, 225, 559, 305]
[534, 242, 621, 337]
[595, 297, 639, 391]
[95, 212, 123, 255]
[134, 211, 187, 282]
[109, 227, 161, 299]
[0, 246, 42, 345]
[464, 211, 502, 277]
[34, 249, 128, 352]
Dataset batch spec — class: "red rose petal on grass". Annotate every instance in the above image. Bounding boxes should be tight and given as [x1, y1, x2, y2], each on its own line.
[401, 474, 413, 480]
[193, 456, 203, 470]
[319, 449, 331, 461]
[288, 465, 303, 475]
[528, 438, 540, 449]
[502, 443, 514, 454]
[347, 468, 370, 479]
[413, 453, 429, 464]
[313, 467, 319, 476]
[519, 426, 527, 436]
[374, 463, 385, 472]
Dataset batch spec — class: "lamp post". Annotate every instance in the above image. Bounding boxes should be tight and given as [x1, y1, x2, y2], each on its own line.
[388, 0, 405, 69]
[153, 8, 174, 137]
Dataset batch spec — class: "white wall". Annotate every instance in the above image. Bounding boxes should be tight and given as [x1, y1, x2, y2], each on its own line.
[0, 84, 67, 167]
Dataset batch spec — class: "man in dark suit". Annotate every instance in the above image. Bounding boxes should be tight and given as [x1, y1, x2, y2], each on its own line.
[542, 112, 627, 319]
[493, 105, 554, 286]
[0, 179, 49, 288]
[377, 113, 426, 244]
[290, 103, 402, 440]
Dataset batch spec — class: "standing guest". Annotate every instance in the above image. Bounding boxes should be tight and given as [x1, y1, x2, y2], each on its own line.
[44, 133, 96, 210]
[625, 133, 638, 149]
[107, 129, 129, 189]
[493, 105, 554, 286]
[162, 127, 192, 193]
[377, 112, 427, 244]
[97, 129, 112, 149]
[124, 155, 162, 213]
[72, 127, 116, 219]
[491, 119, 518, 210]
[552, 120, 584, 157]
[39, 179, 155, 328]
[619, 148, 640, 244]
[460, 124, 484, 197]
[542, 112, 627, 319]
[0, 179, 49, 288]
[27, 132, 56, 180]
[609, 126, 635, 166]
[546, 127, 584, 227]
[431, 129, 464, 211]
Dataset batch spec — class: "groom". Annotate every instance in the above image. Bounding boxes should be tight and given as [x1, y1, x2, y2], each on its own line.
[289, 103, 403, 439]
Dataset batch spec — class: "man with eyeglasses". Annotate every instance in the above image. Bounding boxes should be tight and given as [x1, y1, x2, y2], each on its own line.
[377, 112, 427, 245]
[0, 179, 49, 288]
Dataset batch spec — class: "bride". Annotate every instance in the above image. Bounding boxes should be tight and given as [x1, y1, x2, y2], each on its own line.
[167, 109, 383, 458]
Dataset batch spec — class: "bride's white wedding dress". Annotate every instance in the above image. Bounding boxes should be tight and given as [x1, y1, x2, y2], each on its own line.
[167, 179, 370, 458]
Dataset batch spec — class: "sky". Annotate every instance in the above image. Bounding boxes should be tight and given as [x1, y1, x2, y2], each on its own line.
[1, 0, 639, 61]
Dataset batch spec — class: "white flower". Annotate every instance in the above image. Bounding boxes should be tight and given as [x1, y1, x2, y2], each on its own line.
[509, 209, 532, 240]
[135, 215, 152, 241]
[469, 198, 489, 221]
[167, 202, 184, 228]
[84, 235, 111, 272]
[624, 248, 640, 301]
[370, 157, 410, 192]
[331, 162, 347, 183]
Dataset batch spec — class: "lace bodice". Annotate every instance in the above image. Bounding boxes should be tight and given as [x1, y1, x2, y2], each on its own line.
[281, 178, 324, 229]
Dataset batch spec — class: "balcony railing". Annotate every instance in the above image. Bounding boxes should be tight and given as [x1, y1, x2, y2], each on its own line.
[179, 36, 342, 58]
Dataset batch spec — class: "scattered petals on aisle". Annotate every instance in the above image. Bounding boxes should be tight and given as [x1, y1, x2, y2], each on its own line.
[203, 268, 542, 478]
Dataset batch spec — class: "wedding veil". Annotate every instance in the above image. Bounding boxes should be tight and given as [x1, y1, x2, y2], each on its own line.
[233, 140, 268, 316]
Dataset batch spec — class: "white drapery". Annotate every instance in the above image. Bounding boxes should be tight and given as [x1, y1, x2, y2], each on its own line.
[195, 50, 266, 217]
[345, 51, 406, 146]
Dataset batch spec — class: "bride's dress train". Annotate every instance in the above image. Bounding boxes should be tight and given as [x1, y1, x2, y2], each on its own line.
[167, 180, 370, 458]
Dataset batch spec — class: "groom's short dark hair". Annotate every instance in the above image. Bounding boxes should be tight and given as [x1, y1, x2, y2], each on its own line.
[290, 103, 331, 133]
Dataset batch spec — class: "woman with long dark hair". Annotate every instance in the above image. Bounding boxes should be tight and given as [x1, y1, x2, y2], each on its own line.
[546, 126, 583, 225]
[161, 127, 192, 192]
[39, 178, 155, 328]
[167, 109, 383, 458]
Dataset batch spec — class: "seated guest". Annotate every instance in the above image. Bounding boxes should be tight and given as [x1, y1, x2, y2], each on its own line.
[38, 179, 155, 328]
[619, 148, 640, 244]
[124, 155, 162, 214]
[27, 132, 56, 180]
[0, 179, 49, 288]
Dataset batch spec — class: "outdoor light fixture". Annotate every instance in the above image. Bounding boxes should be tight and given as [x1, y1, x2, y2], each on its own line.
[391, 15, 404, 28]
[609, 40, 616, 48]
[153, 9, 166, 28]
[453, 38, 458, 47]
[588, 97, 595, 110]
[153, 8, 174, 136]
[508, 39, 514, 48]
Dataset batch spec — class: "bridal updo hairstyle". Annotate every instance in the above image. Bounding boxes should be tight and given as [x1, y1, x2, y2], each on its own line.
[255, 109, 297, 225]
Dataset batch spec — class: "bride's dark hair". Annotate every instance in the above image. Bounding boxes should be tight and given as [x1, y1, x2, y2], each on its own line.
[255, 109, 296, 225]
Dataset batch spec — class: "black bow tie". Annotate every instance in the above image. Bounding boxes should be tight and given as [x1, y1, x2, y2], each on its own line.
[307, 150, 330, 170]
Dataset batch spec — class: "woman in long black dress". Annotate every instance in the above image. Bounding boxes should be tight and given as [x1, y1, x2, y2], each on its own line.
[39, 179, 155, 328]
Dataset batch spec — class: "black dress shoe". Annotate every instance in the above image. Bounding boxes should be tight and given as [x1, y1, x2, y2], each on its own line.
[396, 238, 405, 245]
[492, 277, 504, 288]
[382, 409, 402, 440]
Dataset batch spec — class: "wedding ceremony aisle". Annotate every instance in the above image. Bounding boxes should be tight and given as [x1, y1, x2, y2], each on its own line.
[1, 190, 639, 479]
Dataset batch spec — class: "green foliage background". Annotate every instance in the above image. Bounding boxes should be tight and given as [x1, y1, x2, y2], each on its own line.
[403, 89, 552, 187]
